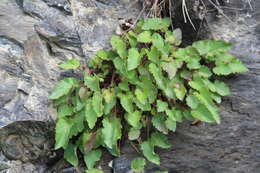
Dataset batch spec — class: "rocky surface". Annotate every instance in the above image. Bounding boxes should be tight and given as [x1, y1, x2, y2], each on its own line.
[0, 0, 259, 173]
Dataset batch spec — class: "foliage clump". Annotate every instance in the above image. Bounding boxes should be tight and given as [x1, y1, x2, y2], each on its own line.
[49, 18, 248, 172]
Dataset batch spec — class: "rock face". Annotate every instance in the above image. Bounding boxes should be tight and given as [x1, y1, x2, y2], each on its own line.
[0, 0, 259, 173]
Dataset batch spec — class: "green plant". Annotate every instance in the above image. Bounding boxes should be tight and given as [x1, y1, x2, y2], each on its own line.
[49, 17, 248, 172]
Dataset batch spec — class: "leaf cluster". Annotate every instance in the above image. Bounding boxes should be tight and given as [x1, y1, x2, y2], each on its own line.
[49, 18, 248, 172]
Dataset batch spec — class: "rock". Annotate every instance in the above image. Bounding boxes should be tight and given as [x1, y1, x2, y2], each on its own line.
[0, 121, 56, 173]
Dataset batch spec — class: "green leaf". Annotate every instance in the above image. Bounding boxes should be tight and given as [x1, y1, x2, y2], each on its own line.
[197, 66, 212, 77]
[165, 118, 176, 132]
[213, 65, 232, 75]
[137, 31, 152, 43]
[191, 104, 216, 123]
[229, 58, 248, 73]
[156, 100, 168, 112]
[142, 18, 170, 31]
[86, 169, 104, 173]
[174, 83, 187, 101]
[85, 103, 97, 129]
[102, 117, 122, 148]
[118, 93, 134, 113]
[162, 60, 183, 79]
[125, 111, 142, 128]
[134, 99, 151, 111]
[141, 141, 160, 165]
[128, 128, 141, 140]
[149, 63, 165, 90]
[192, 40, 232, 55]
[69, 111, 85, 137]
[57, 104, 73, 117]
[127, 48, 141, 70]
[113, 57, 126, 74]
[147, 46, 160, 64]
[118, 81, 129, 91]
[55, 117, 73, 149]
[165, 109, 176, 121]
[84, 149, 102, 169]
[152, 33, 164, 52]
[59, 59, 80, 70]
[152, 115, 168, 134]
[84, 75, 100, 92]
[64, 143, 78, 166]
[194, 90, 220, 124]
[214, 80, 230, 96]
[49, 78, 78, 99]
[135, 88, 147, 105]
[110, 35, 127, 58]
[131, 158, 146, 171]
[186, 95, 199, 109]
[97, 50, 109, 60]
[186, 56, 201, 69]
[92, 92, 103, 117]
[151, 132, 171, 149]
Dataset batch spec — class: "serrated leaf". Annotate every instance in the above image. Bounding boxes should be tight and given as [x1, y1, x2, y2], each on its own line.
[59, 59, 80, 70]
[113, 57, 126, 74]
[152, 33, 164, 52]
[135, 88, 147, 104]
[49, 78, 78, 99]
[191, 104, 216, 123]
[151, 132, 171, 149]
[149, 63, 165, 90]
[84, 149, 102, 169]
[165, 118, 176, 132]
[142, 18, 170, 31]
[156, 100, 168, 112]
[102, 117, 122, 149]
[85, 103, 97, 129]
[152, 115, 168, 134]
[214, 80, 230, 96]
[125, 111, 142, 128]
[86, 169, 104, 173]
[134, 99, 151, 111]
[57, 103, 73, 117]
[194, 90, 220, 124]
[110, 35, 127, 58]
[127, 48, 141, 70]
[64, 143, 78, 166]
[84, 75, 100, 92]
[96, 49, 108, 60]
[92, 92, 103, 117]
[128, 128, 141, 140]
[165, 109, 176, 121]
[229, 58, 248, 73]
[118, 93, 134, 113]
[162, 60, 183, 79]
[147, 46, 160, 64]
[174, 83, 186, 101]
[118, 81, 129, 91]
[192, 40, 232, 55]
[186, 56, 201, 69]
[69, 111, 85, 137]
[131, 158, 146, 171]
[141, 141, 160, 165]
[55, 117, 73, 149]
[137, 31, 152, 43]
[197, 66, 212, 77]
[186, 95, 199, 109]
[213, 65, 232, 75]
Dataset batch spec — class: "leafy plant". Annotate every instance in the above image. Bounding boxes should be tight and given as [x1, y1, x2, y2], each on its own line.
[49, 17, 248, 172]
